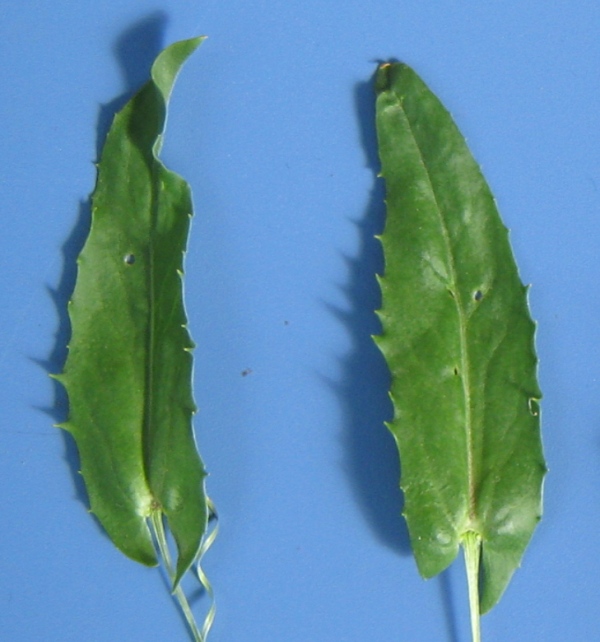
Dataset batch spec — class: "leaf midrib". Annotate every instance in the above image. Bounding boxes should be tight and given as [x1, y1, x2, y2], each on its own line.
[143, 156, 161, 510]
[393, 97, 477, 527]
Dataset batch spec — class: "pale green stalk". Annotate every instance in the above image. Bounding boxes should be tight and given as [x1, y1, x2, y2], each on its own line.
[463, 531, 482, 642]
[151, 512, 204, 642]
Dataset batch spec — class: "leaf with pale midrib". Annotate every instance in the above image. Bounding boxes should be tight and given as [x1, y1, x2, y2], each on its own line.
[58, 37, 207, 586]
[374, 62, 546, 615]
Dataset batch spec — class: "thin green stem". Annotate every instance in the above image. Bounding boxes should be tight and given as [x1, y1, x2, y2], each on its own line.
[150, 512, 204, 642]
[195, 500, 218, 640]
[463, 531, 482, 642]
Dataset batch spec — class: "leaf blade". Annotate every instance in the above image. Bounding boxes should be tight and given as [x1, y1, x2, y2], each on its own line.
[60, 37, 207, 581]
[374, 62, 546, 613]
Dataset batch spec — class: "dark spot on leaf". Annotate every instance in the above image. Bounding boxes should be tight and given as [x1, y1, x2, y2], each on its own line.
[124, 254, 136, 265]
[453, 367, 459, 376]
[474, 290, 483, 301]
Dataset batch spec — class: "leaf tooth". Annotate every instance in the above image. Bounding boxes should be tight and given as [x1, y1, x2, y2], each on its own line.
[56, 421, 74, 433]
[372, 332, 383, 345]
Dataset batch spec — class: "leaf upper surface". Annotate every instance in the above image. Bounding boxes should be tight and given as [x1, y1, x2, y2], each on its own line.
[60, 37, 207, 584]
[374, 62, 546, 613]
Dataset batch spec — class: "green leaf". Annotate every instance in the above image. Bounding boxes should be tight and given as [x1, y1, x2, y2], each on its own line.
[374, 62, 546, 617]
[58, 37, 207, 586]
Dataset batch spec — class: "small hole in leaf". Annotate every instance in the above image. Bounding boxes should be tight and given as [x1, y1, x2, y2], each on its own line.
[528, 398, 540, 417]
[124, 254, 136, 265]
[474, 290, 483, 301]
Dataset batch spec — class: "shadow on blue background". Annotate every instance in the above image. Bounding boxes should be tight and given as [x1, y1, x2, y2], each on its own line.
[96, 10, 169, 159]
[40, 10, 169, 520]
[325, 77, 409, 557]
[439, 568, 461, 642]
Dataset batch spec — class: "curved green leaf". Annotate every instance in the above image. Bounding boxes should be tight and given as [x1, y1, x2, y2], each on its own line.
[57, 37, 206, 586]
[374, 62, 546, 616]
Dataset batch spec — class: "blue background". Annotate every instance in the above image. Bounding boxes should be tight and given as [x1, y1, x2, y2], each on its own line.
[0, 1, 596, 640]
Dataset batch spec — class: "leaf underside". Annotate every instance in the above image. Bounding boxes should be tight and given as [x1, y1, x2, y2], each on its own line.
[58, 37, 207, 585]
[374, 62, 546, 613]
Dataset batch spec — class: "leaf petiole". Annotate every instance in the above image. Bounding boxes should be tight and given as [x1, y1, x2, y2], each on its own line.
[463, 531, 482, 642]
[150, 512, 204, 642]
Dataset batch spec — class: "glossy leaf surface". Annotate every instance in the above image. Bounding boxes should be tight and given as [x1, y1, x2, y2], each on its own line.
[374, 62, 546, 613]
[58, 37, 206, 585]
